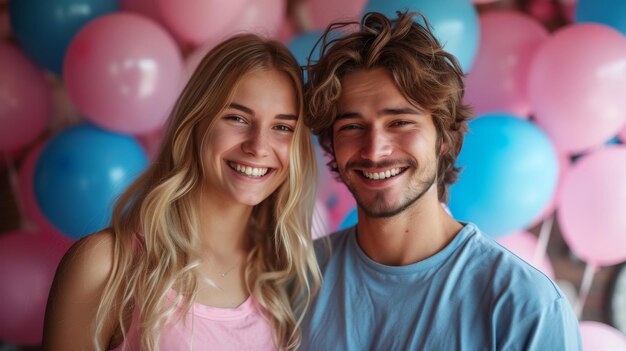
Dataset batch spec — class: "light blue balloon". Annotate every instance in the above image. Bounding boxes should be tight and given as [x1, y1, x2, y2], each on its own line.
[576, 0, 626, 37]
[363, 0, 479, 72]
[448, 114, 558, 237]
[339, 208, 358, 230]
[34, 124, 147, 240]
[9, 0, 119, 75]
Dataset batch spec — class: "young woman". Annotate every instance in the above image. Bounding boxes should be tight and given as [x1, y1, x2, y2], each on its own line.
[42, 34, 320, 351]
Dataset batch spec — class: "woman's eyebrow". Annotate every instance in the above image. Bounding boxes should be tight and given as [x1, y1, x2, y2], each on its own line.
[228, 102, 253, 114]
[276, 114, 298, 120]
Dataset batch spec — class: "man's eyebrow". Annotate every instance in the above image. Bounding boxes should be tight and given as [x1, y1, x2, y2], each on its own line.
[380, 107, 422, 115]
[336, 107, 423, 120]
[336, 112, 360, 120]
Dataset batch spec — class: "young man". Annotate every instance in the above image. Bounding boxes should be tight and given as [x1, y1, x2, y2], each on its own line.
[301, 12, 581, 350]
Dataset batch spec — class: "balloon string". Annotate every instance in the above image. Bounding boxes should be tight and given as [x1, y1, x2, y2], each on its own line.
[2, 151, 28, 230]
[574, 263, 596, 319]
[532, 212, 554, 265]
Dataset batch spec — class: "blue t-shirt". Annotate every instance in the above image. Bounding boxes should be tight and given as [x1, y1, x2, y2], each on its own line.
[301, 223, 581, 350]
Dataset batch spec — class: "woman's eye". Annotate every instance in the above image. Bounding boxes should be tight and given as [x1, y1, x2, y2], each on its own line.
[274, 124, 295, 132]
[225, 115, 247, 124]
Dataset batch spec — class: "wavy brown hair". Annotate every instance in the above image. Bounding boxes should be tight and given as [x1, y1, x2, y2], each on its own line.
[305, 11, 472, 201]
[93, 34, 320, 351]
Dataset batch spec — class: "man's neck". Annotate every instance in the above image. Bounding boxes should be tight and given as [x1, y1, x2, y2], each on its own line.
[355, 192, 463, 266]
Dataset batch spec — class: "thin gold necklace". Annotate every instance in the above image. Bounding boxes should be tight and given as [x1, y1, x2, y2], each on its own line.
[217, 262, 239, 278]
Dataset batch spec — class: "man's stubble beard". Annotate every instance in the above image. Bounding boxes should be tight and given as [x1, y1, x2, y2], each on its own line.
[339, 160, 438, 219]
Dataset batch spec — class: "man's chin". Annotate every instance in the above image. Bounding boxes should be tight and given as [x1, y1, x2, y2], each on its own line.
[357, 200, 406, 218]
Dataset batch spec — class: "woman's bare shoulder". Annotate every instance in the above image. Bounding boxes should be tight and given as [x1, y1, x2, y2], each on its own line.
[59, 230, 116, 282]
[43, 230, 118, 350]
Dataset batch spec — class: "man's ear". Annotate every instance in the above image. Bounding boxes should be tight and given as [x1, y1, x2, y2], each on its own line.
[439, 137, 449, 155]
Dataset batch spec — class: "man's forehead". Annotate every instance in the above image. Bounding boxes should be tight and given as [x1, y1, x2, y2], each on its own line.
[337, 69, 424, 116]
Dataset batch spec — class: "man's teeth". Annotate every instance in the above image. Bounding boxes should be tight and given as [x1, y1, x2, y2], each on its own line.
[231, 162, 269, 177]
[363, 168, 403, 180]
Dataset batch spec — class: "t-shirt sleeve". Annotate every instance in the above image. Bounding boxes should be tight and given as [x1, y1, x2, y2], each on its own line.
[498, 296, 582, 351]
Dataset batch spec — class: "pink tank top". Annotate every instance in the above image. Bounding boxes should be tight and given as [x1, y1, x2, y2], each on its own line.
[111, 291, 276, 351]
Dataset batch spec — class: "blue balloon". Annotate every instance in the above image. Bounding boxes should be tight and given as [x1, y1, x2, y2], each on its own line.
[448, 114, 558, 237]
[287, 31, 326, 67]
[339, 208, 358, 230]
[34, 124, 147, 239]
[287, 30, 344, 82]
[9, 0, 119, 75]
[576, 0, 626, 37]
[363, 0, 479, 72]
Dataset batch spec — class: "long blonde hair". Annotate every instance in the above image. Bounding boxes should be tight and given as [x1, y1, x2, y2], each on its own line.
[94, 34, 321, 350]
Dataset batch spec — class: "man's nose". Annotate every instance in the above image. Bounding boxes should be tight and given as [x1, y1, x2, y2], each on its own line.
[360, 128, 392, 161]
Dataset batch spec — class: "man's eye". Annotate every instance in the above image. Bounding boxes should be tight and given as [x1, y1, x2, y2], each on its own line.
[391, 120, 413, 127]
[339, 124, 362, 131]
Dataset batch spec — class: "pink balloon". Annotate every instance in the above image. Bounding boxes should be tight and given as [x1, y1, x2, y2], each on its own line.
[312, 199, 331, 239]
[64, 13, 183, 134]
[309, 0, 367, 30]
[120, 0, 164, 23]
[0, 43, 52, 151]
[183, 39, 220, 83]
[529, 150, 571, 226]
[315, 142, 356, 230]
[217, 0, 286, 40]
[183, 0, 286, 82]
[496, 231, 555, 279]
[0, 230, 70, 345]
[136, 127, 164, 160]
[322, 180, 357, 231]
[580, 321, 626, 351]
[619, 124, 626, 143]
[465, 11, 548, 118]
[277, 17, 298, 44]
[557, 146, 626, 266]
[0, 8, 11, 39]
[119, 0, 187, 47]
[528, 0, 561, 23]
[18, 142, 75, 242]
[529, 23, 626, 154]
[156, 0, 250, 45]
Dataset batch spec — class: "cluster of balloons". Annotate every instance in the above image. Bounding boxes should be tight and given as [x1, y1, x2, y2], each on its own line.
[445, 2, 626, 344]
[448, 0, 626, 271]
[3, 0, 626, 346]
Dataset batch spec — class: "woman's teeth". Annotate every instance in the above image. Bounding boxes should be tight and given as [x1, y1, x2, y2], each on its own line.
[230, 162, 269, 178]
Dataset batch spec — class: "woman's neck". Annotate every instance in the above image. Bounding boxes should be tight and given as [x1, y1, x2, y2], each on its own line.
[192, 191, 253, 307]
[195, 191, 253, 256]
